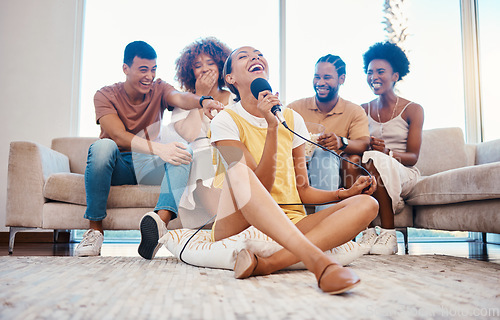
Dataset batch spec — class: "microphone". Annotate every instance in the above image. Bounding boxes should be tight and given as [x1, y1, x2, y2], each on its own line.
[250, 78, 287, 127]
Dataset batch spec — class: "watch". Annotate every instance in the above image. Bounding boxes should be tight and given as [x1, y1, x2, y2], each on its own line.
[199, 95, 214, 108]
[339, 136, 349, 150]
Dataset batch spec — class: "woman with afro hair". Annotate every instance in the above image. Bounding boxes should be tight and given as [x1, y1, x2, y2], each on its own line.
[358, 41, 424, 255]
[167, 37, 234, 223]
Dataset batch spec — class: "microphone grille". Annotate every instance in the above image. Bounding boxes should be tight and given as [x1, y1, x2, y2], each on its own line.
[250, 78, 272, 100]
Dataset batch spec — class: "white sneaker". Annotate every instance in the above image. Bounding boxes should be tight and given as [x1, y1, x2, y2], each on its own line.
[358, 228, 378, 255]
[370, 228, 398, 255]
[75, 229, 103, 257]
[138, 212, 167, 260]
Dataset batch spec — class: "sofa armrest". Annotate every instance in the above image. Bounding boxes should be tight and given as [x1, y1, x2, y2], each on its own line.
[6, 141, 70, 228]
[475, 139, 500, 165]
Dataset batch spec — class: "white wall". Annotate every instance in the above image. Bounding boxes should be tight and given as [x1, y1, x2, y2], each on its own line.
[0, 0, 84, 231]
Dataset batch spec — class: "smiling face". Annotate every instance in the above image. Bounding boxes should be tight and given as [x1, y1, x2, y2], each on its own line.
[192, 53, 219, 80]
[225, 46, 269, 96]
[123, 56, 157, 96]
[313, 62, 344, 103]
[366, 59, 399, 95]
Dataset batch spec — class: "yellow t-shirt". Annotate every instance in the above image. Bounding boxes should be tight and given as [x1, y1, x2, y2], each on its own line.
[213, 108, 306, 223]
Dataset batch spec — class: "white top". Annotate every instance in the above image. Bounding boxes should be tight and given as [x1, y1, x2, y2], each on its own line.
[166, 92, 236, 211]
[210, 102, 309, 149]
[367, 101, 413, 153]
[170, 108, 210, 140]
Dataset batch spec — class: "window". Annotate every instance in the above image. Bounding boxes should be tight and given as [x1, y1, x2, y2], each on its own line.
[79, 0, 279, 137]
[478, 0, 500, 141]
[77, 1, 490, 243]
[285, 0, 385, 106]
[80, 0, 471, 137]
[401, 0, 465, 132]
[77, 0, 279, 240]
[404, 0, 466, 239]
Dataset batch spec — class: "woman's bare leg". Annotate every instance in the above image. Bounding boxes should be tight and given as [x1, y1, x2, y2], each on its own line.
[250, 195, 378, 275]
[214, 162, 336, 275]
[364, 160, 394, 229]
[341, 154, 363, 189]
[212, 162, 372, 293]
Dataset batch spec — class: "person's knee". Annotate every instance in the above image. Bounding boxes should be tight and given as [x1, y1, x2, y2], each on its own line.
[340, 155, 363, 188]
[342, 154, 362, 171]
[88, 139, 119, 163]
[226, 161, 254, 188]
[364, 160, 380, 176]
[165, 144, 194, 171]
[225, 162, 254, 208]
[179, 144, 194, 169]
[89, 138, 118, 156]
[359, 195, 379, 221]
[346, 194, 378, 220]
[226, 161, 251, 180]
[185, 144, 194, 156]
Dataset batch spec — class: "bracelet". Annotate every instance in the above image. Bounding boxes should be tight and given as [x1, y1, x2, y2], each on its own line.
[389, 149, 394, 158]
[199, 95, 214, 108]
[336, 188, 345, 200]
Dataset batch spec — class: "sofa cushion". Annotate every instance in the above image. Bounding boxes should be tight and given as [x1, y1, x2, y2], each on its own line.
[406, 162, 500, 205]
[415, 127, 468, 176]
[51, 137, 98, 175]
[372, 204, 413, 227]
[414, 200, 500, 233]
[475, 138, 500, 165]
[43, 172, 160, 208]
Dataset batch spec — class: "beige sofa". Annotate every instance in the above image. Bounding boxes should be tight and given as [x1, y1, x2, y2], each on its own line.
[372, 127, 500, 251]
[6, 127, 500, 253]
[5, 137, 211, 253]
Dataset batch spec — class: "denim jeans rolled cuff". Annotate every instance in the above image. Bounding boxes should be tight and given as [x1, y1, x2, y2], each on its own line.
[154, 205, 179, 220]
[153, 146, 193, 221]
[83, 213, 108, 221]
[84, 139, 137, 221]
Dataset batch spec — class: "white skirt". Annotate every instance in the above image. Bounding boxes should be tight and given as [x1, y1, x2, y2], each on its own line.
[180, 137, 217, 210]
[361, 150, 420, 214]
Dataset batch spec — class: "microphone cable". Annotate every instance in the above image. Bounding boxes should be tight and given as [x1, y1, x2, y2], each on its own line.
[248, 78, 373, 205]
[178, 214, 215, 267]
[275, 120, 372, 207]
[177, 117, 374, 259]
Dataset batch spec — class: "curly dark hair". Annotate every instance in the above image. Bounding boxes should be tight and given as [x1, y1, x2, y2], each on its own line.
[175, 37, 232, 92]
[363, 41, 410, 81]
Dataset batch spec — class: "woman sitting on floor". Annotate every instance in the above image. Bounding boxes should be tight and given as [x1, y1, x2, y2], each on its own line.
[209, 46, 379, 294]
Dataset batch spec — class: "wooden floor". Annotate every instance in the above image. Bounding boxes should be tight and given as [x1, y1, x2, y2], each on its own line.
[2, 239, 499, 264]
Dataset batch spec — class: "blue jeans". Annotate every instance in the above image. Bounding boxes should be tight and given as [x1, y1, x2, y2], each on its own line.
[308, 148, 341, 212]
[84, 139, 192, 221]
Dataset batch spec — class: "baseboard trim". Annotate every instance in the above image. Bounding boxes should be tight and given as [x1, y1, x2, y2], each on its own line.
[0, 231, 71, 244]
